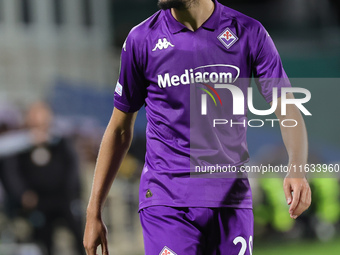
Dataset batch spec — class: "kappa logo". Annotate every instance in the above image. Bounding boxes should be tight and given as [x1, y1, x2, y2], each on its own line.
[159, 246, 177, 255]
[218, 28, 238, 49]
[152, 38, 174, 51]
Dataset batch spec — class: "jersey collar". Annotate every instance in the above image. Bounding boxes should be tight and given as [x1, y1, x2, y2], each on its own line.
[165, 0, 221, 34]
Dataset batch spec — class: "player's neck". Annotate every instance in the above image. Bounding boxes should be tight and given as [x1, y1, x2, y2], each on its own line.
[171, 0, 215, 31]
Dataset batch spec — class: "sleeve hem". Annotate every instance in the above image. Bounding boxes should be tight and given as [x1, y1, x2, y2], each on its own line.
[114, 99, 141, 113]
[263, 82, 291, 104]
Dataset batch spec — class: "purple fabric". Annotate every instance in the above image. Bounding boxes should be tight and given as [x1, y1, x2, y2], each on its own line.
[140, 206, 254, 255]
[114, 0, 290, 210]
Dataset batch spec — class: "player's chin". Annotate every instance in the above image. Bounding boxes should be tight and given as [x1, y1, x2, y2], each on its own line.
[157, 0, 186, 10]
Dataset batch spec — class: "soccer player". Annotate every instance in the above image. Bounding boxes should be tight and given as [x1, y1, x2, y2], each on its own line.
[83, 0, 311, 254]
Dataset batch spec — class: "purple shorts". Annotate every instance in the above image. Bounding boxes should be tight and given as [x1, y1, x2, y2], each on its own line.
[139, 206, 253, 255]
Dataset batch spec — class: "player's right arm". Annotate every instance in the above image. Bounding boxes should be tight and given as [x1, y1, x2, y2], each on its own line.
[83, 107, 137, 255]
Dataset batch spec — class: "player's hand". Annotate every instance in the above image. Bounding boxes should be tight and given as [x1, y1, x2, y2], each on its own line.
[283, 175, 311, 219]
[83, 214, 109, 255]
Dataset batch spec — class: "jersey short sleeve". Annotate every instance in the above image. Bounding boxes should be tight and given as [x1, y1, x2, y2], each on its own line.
[114, 31, 147, 113]
[252, 23, 291, 103]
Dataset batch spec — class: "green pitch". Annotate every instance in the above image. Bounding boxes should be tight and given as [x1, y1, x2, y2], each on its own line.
[254, 238, 340, 255]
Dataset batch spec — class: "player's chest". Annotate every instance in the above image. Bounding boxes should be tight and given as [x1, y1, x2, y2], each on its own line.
[144, 29, 251, 83]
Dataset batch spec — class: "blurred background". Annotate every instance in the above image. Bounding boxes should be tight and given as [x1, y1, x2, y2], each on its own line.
[0, 0, 339, 254]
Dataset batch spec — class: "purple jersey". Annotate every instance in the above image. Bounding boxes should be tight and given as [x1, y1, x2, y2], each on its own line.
[114, 0, 290, 210]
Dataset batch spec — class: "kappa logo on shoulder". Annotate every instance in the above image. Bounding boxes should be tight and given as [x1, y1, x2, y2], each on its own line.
[218, 28, 238, 49]
[152, 38, 174, 51]
[159, 246, 177, 255]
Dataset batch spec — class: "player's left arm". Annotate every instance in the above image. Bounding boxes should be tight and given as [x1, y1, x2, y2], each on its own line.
[274, 92, 311, 219]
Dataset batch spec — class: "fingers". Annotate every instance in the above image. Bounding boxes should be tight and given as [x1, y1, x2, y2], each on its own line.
[83, 221, 109, 255]
[307, 185, 312, 205]
[284, 178, 311, 219]
[101, 224, 109, 255]
[290, 185, 306, 219]
[83, 230, 98, 255]
[84, 246, 97, 255]
[85, 241, 107, 255]
[290, 180, 311, 218]
[283, 179, 292, 205]
[101, 235, 109, 255]
[101, 242, 109, 255]
[289, 183, 301, 217]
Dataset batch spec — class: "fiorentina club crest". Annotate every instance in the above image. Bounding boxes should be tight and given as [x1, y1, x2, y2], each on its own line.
[218, 27, 238, 49]
[159, 246, 177, 255]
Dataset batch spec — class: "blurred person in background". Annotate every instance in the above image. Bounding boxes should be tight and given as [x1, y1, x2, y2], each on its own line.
[0, 101, 24, 241]
[0, 101, 30, 158]
[0, 101, 85, 255]
[0, 101, 28, 225]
